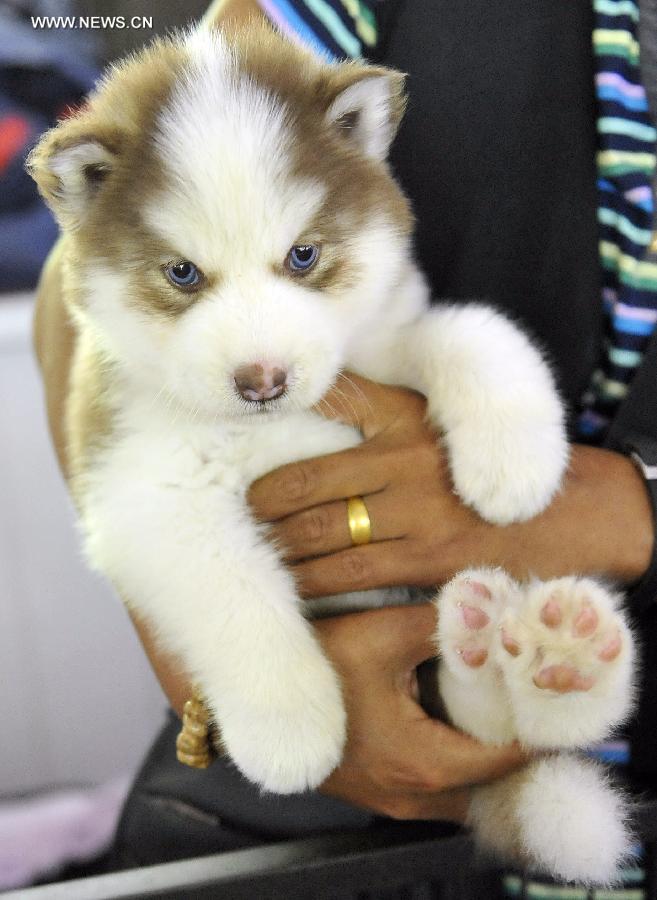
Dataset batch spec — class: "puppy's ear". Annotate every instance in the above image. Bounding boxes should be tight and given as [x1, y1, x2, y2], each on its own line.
[326, 67, 407, 161]
[27, 122, 122, 230]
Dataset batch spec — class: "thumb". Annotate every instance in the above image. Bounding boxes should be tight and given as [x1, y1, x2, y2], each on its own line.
[395, 603, 440, 668]
[410, 708, 528, 788]
[351, 603, 438, 668]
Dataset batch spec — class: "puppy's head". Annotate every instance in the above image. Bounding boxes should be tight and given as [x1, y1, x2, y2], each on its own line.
[29, 22, 413, 419]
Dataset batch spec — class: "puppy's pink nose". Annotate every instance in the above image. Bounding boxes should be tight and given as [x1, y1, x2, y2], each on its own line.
[234, 363, 288, 403]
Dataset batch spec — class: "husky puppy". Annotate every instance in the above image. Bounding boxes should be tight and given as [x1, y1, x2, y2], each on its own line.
[29, 20, 635, 885]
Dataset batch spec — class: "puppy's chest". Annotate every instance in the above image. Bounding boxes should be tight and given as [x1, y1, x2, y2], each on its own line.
[214, 414, 362, 490]
[103, 408, 362, 497]
[92, 406, 413, 616]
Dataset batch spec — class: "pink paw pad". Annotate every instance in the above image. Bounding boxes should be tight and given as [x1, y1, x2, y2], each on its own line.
[533, 664, 594, 693]
[464, 580, 492, 600]
[501, 627, 521, 657]
[599, 631, 622, 662]
[540, 597, 562, 628]
[460, 605, 490, 630]
[458, 647, 488, 668]
[573, 603, 598, 638]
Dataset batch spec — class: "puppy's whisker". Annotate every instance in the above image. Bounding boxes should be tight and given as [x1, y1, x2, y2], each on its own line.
[316, 396, 340, 421]
[337, 372, 373, 420]
[324, 400, 343, 421]
[327, 384, 360, 426]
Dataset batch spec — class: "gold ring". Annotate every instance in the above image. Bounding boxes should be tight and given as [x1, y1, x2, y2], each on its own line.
[346, 496, 372, 546]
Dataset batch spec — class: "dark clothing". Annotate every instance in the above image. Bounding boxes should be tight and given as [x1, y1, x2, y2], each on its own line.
[374, 1, 657, 786]
[379, 0, 601, 415]
[115, 712, 375, 870]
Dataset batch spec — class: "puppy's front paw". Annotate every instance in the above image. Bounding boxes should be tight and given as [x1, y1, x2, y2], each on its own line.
[497, 577, 635, 747]
[445, 416, 568, 525]
[219, 657, 347, 794]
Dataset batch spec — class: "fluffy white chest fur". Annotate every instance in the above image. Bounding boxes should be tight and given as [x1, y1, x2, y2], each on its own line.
[30, 20, 635, 886]
[87, 397, 407, 619]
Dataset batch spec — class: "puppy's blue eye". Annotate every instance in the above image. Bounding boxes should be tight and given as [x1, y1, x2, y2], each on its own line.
[286, 244, 319, 273]
[164, 261, 202, 289]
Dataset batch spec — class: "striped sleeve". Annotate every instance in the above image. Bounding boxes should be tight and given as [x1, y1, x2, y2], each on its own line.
[578, 0, 657, 441]
[255, 0, 378, 60]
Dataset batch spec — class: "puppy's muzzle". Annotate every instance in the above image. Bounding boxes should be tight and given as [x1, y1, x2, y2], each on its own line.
[234, 363, 288, 403]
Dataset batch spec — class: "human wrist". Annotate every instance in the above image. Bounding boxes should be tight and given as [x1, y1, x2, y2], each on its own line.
[620, 436, 657, 609]
[486, 445, 653, 584]
[569, 445, 653, 583]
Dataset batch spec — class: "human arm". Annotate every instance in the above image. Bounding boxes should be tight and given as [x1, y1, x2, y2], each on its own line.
[603, 329, 657, 612]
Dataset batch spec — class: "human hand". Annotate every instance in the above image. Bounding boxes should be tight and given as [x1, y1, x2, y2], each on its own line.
[314, 603, 526, 819]
[249, 374, 488, 597]
[248, 373, 653, 594]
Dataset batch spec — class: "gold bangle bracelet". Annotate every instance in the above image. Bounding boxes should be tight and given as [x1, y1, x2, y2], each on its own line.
[176, 685, 216, 769]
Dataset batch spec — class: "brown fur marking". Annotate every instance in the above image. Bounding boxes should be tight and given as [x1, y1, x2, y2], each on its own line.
[29, 21, 415, 490]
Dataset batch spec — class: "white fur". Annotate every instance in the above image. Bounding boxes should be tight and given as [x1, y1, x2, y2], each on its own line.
[347, 302, 568, 524]
[405, 306, 568, 523]
[47, 28, 634, 876]
[152, 33, 326, 282]
[498, 577, 635, 748]
[469, 756, 633, 886]
[84, 398, 358, 792]
[326, 75, 400, 160]
[46, 141, 115, 228]
[436, 569, 636, 884]
[437, 569, 520, 744]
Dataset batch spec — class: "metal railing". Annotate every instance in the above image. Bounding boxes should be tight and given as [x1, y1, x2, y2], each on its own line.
[5, 805, 657, 900]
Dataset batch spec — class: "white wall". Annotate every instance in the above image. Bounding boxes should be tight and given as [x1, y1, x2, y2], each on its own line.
[0, 296, 166, 796]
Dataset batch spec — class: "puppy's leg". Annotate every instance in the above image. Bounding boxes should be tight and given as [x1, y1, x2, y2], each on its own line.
[84, 480, 346, 794]
[438, 570, 635, 883]
[367, 304, 568, 524]
[469, 755, 632, 886]
[496, 577, 635, 747]
[436, 568, 520, 744]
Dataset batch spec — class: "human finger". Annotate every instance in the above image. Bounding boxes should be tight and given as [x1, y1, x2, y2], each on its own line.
[293, 540, 436, 599]
[271, 490, 407, 562]
[248, 445, 394, 521]
[407, 709, 528, 791]
[315, 603, 439, 670]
